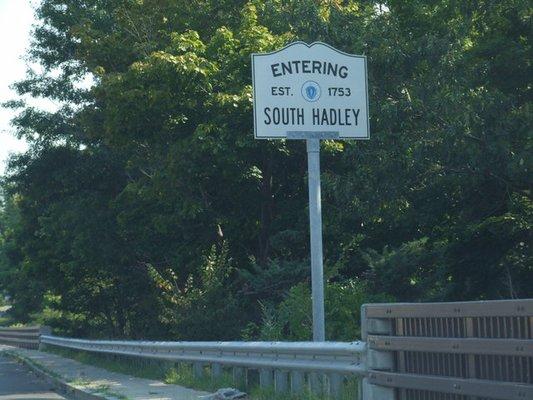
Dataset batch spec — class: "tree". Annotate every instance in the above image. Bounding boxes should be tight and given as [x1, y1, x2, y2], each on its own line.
[1, 0, 530, 340]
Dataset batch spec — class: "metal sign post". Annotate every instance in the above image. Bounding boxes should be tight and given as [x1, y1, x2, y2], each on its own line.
[252, 42, 369, 342]
[307, 138, 325, 341]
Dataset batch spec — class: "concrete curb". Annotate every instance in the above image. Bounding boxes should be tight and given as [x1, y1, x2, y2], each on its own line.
[2, 349, 109, 400]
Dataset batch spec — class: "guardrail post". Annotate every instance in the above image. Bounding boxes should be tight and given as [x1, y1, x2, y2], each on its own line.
[290, 370, 304, 394]
[309, 372, 324, 395]
[212, 363, 222, 379]
[233, 366, 245, 386]
[362, 376, 397, 400]
[329, 373, 343, 399]
[193, 362, 203, 378]
[275, 370, 289, 392]
[38, 326, 52, 351]
[361, 304, 395, 400]
[259, 368, 273, 388]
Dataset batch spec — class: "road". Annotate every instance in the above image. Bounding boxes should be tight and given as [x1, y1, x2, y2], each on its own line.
[0, 354, 66, 400]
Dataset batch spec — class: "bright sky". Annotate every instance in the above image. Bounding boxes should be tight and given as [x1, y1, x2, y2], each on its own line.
[0, 0, 51, 174]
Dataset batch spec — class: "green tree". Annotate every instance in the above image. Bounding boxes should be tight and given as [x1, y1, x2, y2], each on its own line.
[1, 0, 530, 340]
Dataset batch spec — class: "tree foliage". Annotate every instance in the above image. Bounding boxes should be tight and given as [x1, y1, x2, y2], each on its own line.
[0, 0, 531, 339]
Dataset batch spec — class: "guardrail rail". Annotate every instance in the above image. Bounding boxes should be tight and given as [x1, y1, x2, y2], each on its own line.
[0, 326, 50, 349]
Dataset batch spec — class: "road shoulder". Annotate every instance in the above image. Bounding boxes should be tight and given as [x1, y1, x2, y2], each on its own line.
[0, 346, 210, 400]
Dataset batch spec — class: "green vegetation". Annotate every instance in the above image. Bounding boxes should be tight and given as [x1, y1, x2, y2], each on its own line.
[47, 346, 173, 381]
[0, 0, 531, 342]
[165, 364, 236, 392]
[250, 385, 359, 400]
[92, 386, 130, 400]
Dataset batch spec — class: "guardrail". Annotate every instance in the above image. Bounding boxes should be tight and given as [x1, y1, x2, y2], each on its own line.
[40, 335, 365, 397]
[0, 326, 50, 349]
[2, 299, 532, 399]
[361, 299, 533, 400]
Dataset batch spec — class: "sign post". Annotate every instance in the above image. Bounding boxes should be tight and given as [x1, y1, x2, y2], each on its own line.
[252, 42, 369, 341]
[306, 138, 325, 341]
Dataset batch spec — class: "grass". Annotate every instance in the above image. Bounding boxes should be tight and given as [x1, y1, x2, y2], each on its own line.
[247, 377, 360, 400]
[93, 385, 130, 400]
[46, 346, 179, 381]
[164, 363, 236, 392]
[68, 378, 130, 400]
[44, 345, 360, 400]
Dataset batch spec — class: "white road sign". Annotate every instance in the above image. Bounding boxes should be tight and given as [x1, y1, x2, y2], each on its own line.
[252, 42, 369, 139]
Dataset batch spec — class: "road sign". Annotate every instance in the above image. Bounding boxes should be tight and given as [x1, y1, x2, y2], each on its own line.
[251, 42, 370, 342]
[252, 41, 369, 140]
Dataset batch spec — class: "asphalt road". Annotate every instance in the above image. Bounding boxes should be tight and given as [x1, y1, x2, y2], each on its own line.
[0, 355, 66, 400]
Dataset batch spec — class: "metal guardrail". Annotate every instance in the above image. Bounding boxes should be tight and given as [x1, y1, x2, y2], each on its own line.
[39, 335, 365, 397]
[361, 299, 533, 400]
[0, 326, 50, 349]
[40, 335, 366, 374]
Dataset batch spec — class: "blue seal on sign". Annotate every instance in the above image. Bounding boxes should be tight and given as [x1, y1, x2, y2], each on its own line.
[301, 81, 321, 102]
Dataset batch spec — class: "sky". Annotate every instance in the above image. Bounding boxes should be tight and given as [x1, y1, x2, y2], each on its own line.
[0, 0, 52, 174]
